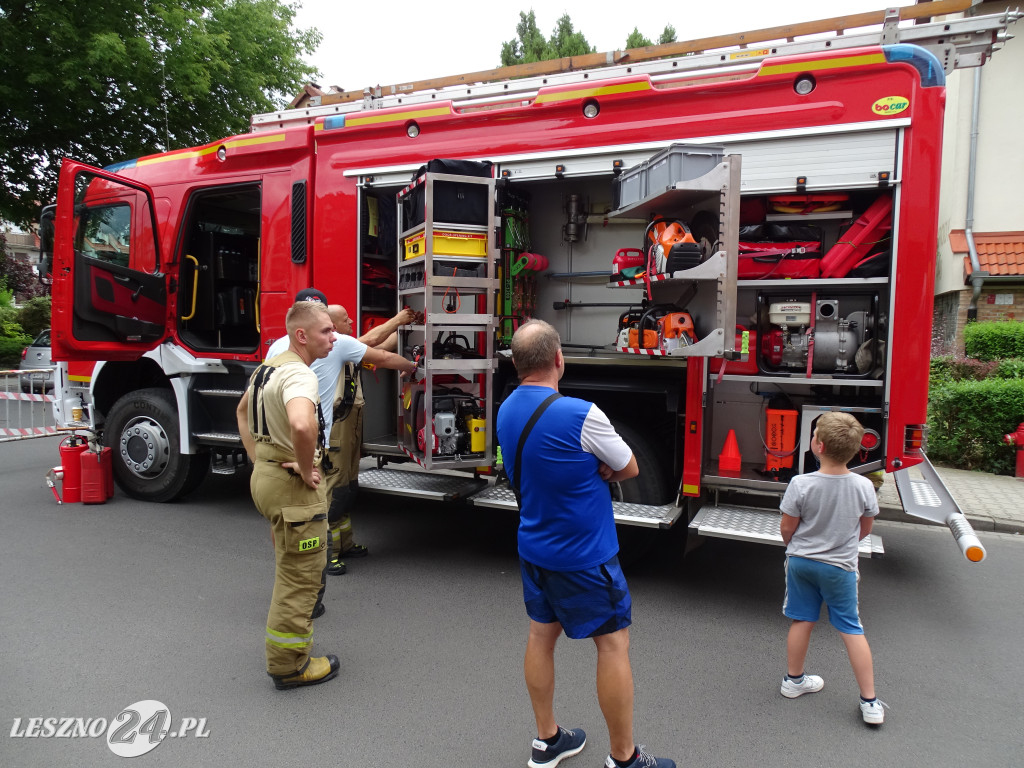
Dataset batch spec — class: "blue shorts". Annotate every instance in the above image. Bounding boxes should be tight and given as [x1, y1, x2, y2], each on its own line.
[783, 555, 864, 635]
[520, 556, 632, 640]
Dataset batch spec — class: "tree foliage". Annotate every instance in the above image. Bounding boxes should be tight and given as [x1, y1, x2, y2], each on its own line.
[0, 0, 321, 226]
[625, 28, 652, 49]
[17, 295, 51, 338]
[625, 23, 676, 50]
[501, 10, 595, 66]
[0, 233, 45, 301]
[0, 278, 30, 366]
[500, 10, 548, 65]
[547, 14, 593, 58]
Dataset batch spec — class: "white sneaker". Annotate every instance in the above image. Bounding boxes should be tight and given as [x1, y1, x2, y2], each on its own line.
[860, 698, 888, 724]
[780, 674, 824, 698]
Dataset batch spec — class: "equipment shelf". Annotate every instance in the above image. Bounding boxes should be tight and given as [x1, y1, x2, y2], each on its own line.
[605, 155, 740, 359]
[395, 171, 497, 471]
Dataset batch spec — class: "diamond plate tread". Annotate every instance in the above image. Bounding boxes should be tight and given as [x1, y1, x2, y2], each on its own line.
[469, 485, 681, 529]
[192, 432, 242, 445]
[690, 505, 883, 557]
[195, 389, 245, 398]
[358, 467, 487, 500]
[469, 485, 518, 509]
[612, 501, 683, 529]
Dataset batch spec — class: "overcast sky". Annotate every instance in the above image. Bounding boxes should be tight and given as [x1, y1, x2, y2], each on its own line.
[290, 0, 916, 92]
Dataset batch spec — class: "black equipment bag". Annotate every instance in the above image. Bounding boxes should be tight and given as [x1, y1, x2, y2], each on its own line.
[765, 223, 823, 242]
[403, 159, 493, 228]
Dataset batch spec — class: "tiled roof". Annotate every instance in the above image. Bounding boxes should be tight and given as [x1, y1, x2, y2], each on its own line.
[951, 230, 1024, 279]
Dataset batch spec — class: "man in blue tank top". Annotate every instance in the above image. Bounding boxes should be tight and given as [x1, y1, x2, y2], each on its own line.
[497, 319, 675, 768]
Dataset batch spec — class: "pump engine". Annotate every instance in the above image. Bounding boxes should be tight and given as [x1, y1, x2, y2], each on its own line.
[758, 296, 879, 376]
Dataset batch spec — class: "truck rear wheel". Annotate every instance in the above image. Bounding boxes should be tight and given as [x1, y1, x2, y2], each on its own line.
[608, 419, 677, 565]
[608, 419, 673, 505]
[104, 388, 209, 502]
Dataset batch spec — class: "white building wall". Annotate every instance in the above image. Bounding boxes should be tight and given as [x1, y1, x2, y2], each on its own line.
[935, 2, 1024, 296]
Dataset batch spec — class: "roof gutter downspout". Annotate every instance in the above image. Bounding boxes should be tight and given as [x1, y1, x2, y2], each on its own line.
[965, 67, 987, 321]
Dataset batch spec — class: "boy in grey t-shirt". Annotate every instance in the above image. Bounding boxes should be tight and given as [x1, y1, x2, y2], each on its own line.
[778, 411, 885, 725]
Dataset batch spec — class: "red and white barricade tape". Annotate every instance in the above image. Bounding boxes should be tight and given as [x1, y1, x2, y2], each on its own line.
[0, 371, 58, 442]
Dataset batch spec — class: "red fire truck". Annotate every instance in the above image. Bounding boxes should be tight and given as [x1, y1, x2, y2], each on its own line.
[43, 4, 1017, 560]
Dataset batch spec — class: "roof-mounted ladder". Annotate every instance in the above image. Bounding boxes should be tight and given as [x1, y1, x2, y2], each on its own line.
[252, 2, 1019, 132]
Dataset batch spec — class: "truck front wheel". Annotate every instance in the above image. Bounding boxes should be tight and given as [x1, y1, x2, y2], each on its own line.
[104, 388, 209, 502]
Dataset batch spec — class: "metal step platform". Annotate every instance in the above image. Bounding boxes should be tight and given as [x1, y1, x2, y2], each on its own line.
[358, 467, 488, 501]
[689, 504, 884, 558]
[468, 484, 683, 529]
[192, 431, 242, 446]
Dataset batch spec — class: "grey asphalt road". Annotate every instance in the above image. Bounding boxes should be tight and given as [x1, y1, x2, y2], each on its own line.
[1, 436, 1022, 768]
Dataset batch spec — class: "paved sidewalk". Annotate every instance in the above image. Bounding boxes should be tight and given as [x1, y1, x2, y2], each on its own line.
[876, 464, 1024, 534]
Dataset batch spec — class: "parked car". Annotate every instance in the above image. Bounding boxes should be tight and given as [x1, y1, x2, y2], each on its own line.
[19, 329, 53, 393]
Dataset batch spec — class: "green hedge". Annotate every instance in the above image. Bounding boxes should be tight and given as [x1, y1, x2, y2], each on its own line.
[994, 358, 1024, 379]
[964, 320, 1024, 361]
[0, 334, 30, 367]
[931, 355, 1024, 384]
[0, 304, 29, 368]
[17, 296, 51, 339]
[927, 378, 1024, 474]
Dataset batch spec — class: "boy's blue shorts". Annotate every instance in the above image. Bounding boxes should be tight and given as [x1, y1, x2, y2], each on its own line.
[520, 556, 632, 639]
[783, 555, 864, 635]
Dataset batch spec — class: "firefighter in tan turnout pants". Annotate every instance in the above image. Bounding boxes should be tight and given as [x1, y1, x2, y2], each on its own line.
[235, 301, 340, 690]
[323, 303, 417, 575]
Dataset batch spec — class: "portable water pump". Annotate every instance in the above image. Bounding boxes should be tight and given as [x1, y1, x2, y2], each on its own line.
[757, 294, 880, 376]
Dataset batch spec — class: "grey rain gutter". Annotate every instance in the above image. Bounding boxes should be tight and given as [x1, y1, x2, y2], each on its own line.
[965, 67, 987, 321]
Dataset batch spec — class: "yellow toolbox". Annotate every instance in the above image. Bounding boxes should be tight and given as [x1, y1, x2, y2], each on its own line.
[404, 229, 488, 260]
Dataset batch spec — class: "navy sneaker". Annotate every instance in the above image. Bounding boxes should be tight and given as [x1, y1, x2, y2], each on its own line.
[604, 745, 676, 768]
[528, 726, 586, 768]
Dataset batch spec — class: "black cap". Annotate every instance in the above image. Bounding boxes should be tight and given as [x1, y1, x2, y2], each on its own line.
[295, 288, 328, 304]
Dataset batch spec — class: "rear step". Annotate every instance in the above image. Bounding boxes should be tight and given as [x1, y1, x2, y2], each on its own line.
[359, 467, 682, 528]
[192, 431, 242, 445]
[468, 484, 683, 529]
[359, 467, 488, 501]
[689, 504, 884, 558]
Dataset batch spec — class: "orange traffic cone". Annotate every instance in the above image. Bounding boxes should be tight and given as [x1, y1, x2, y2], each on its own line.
[718, 429, 742, 476]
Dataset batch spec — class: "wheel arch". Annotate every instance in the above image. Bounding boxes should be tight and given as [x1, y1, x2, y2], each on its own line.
[92, 357, 173, 423]
[559, 369, 684, 505]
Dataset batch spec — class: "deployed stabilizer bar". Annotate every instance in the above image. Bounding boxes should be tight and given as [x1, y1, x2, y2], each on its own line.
[893, 454, 986, 562]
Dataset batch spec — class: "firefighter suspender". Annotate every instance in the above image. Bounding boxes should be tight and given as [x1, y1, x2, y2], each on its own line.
[333, 362, 360, 423]
[317, 400, 331, 472]
[249, 353, 328, 464]
[250, 364, 276, 441]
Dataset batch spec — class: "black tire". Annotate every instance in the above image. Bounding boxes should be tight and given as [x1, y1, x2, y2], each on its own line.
[179, 451, 212, 496]
[608, 419, 676, 566]
[608, 419, 673, 505]
[104, 387, 208, 502]
[690, 210, 720, 261]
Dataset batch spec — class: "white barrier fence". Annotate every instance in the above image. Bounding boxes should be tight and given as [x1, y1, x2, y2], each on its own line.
[0, 368, 59, 442]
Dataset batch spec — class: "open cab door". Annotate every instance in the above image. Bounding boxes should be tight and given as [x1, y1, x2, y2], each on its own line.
[51, 160, 167, 361]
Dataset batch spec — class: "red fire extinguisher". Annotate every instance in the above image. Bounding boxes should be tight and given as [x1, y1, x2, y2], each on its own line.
[58, 435, 89, 504]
